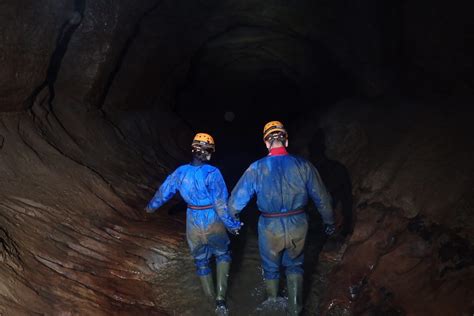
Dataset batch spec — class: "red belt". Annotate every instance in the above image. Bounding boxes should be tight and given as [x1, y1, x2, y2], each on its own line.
[261, 209, 305, 218]
[188, 204, 213, 210]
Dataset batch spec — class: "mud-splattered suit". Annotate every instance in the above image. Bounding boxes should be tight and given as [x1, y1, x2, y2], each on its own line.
[228, 148, 334, 279]
[147, 163, 239, 276]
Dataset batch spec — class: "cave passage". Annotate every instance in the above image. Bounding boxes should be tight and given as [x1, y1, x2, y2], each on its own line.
[1, 1, 473, 316]
[149, 24, 358, 314]
[149, 26, 356, 314]
[174, 24, 354, 183]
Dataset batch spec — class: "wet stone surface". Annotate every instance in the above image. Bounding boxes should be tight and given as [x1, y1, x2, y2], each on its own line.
[148, 209, 341, 315]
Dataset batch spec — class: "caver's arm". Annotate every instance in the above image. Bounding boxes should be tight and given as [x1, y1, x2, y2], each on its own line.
[146, 168, 181, 212]
[228, 164, 257, 217]
[306, 162, 334, 225]
[208, 169, 241, 232]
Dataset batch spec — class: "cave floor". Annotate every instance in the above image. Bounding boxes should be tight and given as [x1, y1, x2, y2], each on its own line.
[0, 113, 344, 315]
[147, 207, 344, 316]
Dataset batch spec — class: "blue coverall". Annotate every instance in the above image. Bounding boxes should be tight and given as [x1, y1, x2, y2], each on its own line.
[228, 151, 334, 280]
[147, 163, 238, 276]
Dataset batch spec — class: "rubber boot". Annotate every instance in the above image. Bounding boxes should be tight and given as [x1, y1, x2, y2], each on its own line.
[199, 274, 216, 300]
[216, 261, 230, 301]
[216, 261, 230, 310]
[287, 274, 303, 316]
[265, 279, 279, 300]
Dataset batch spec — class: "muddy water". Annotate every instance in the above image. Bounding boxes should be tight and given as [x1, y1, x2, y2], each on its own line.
[150, 228, 286, 315]
[149, 208, 342, 315]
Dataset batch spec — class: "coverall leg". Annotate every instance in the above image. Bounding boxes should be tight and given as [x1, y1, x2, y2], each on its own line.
[258, 216, 286, 280]
[187, 210, 231, 276]
[281, 214, 308, 276]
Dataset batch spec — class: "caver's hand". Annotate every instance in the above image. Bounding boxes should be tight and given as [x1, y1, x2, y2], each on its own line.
[222, 215, 243, 235]
[324, 223, 336, 236]
[227, 222, 244, 236]
[144, 206, 154, 213]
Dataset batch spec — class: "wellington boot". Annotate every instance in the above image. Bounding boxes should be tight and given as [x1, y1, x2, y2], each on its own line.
[286, 274, 303, 316]
[265, 279, 279, 300]
[216, 261, 230, 301]
[199, 274, 216, 300]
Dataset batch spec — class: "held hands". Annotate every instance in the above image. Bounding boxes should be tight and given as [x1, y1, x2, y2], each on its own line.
[222, 215, 243, 235]
[144, 206, 155, 213]
[227, 222, 244, 236]
[324, 223, 336, 236]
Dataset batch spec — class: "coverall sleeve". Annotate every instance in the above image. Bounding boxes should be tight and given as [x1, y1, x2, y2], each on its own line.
[147, 168, 181, 212]
[228, 165, 257, 216]
[207, 169, 230, 219]
[306, 162, 335, 224]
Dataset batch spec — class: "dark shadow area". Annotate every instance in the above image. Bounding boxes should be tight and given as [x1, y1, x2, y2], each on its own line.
[309, 128, 353, 237]
[173, 26, 356, 180]
[301, 128, 354, 306]
[302, 218, 326, 305]
[1, 0, 474, 315]
[27, 2, 85, 109]
[167, 30, 358, 311]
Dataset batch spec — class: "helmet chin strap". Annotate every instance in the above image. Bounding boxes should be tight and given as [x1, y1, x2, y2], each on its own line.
[267, 132, 287, 148]
[269, 138, 277, 148]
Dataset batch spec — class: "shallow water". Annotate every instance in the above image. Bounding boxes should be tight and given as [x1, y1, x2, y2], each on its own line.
[150, 209, 340, 316]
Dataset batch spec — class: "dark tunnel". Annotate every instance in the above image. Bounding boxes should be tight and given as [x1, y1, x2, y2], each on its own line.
[173, 24, 357, 186]
[0, 1, 473, 315]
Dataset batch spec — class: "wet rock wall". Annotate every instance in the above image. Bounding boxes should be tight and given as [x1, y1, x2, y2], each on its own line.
[301, 100, 474, 316]
[1, 0, 473, 314]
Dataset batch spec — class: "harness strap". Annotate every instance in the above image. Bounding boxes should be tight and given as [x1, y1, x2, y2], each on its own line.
[261, 209, 305, 218]
[188, 204, 213, 210]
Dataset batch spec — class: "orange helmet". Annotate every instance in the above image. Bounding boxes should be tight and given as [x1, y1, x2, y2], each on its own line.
[263, 121, 287, 141]
[192, 133, 215, 152]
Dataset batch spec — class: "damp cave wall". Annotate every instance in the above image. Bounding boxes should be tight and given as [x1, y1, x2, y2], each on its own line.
[294, 100, 474, 315]
[0, 0, 473, 315]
